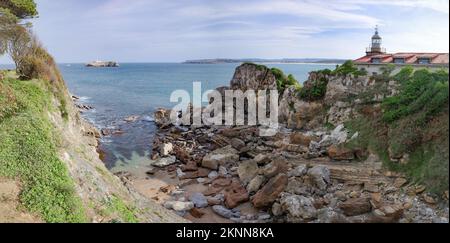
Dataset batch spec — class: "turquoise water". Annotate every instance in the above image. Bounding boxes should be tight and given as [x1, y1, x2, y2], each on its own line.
[6, 63, 334, 169]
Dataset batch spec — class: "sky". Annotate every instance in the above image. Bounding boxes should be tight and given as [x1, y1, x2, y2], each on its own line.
[1, 0, 449, 63]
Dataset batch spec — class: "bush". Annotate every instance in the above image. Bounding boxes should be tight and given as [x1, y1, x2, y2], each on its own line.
[382, 68, 449, 124]
[298, 76, 328, 101]
[271, 68, 300, 93]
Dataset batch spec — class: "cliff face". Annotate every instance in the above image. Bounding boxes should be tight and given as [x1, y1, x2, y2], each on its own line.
[0, 71, 184, 223]
[230, 63, 278, 91]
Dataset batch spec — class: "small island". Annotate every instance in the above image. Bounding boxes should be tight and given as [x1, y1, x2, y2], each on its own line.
[86, 61, 119, 67]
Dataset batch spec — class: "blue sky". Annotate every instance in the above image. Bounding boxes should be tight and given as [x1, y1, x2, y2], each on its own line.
[1, 0, 449, 63]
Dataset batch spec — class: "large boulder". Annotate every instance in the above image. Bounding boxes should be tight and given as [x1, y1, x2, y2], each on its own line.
[224, 181, 249, 208]
[327, 145, 355, 161]
[338, 198, 372, 216]
[238, 160, 259, 185]
[261, 159, 288, 179]
[252, 174, 288, 208]
[202, 145, 239, 170]
[280, 194, 317, 221]
[229, 63, 277, 91]
[307, 166, 331, 191]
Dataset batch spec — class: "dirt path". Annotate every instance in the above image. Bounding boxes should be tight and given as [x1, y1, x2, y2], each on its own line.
[0, 178, 42, 223]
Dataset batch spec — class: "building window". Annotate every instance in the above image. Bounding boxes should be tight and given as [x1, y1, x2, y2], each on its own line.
[418, 58, 431, 64]
[394, 58, 405, 64]
[371, 58, 382, 64]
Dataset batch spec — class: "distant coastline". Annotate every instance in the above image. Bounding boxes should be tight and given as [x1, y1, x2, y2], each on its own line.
[183, 58, 347, 65]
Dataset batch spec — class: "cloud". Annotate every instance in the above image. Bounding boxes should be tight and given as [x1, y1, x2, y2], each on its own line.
[5, 0, 445, 63]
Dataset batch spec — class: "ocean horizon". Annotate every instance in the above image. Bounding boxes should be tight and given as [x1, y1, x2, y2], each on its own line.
[55, 62, 332, 170]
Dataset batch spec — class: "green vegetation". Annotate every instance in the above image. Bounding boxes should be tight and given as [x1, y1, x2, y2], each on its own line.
[298, 75, 328, 101]
[0, 0, 38, 19]
[0, 77, 87, 222]
[102, 195, 139, 223]
[298, 61, 368, 101]
[382, 69, 449, 124]
[271, 67, 301, 94]
[345, 67, 449, 194]
[333, 60, 368, 77]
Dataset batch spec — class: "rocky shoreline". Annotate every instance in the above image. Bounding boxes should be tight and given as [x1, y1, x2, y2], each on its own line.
[76, 63, 449, 223]
[140, 64, 449, 223]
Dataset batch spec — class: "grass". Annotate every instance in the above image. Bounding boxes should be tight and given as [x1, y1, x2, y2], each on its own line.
[0, 76, 87, 222]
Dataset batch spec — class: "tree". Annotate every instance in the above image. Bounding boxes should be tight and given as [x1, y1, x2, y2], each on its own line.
[0, 0, 38, 19]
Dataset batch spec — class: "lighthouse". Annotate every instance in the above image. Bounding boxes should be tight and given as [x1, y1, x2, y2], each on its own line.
[366, 26, 386, 56]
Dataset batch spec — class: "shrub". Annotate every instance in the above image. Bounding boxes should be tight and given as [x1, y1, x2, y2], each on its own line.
[382, 68, 449, 124]
[298, 76, 328, 101]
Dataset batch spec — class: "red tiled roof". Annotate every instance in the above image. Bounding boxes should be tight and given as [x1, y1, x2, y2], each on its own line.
[354, 53, 449, 65]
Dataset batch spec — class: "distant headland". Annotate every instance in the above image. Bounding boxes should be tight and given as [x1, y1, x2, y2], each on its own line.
[86, 61, 119, 67]
[183, 58, 346, 64]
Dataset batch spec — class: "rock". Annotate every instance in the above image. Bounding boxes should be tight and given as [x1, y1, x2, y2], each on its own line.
[189, 208, 205, 218]
[180, 168, 211, 180]
[287, 165, 307, 177]
[252, 174, 288, 208]
[261, 159, 288, 179]
[415, 185, 426, 194]
[339, 198, 372, 216]
[393, 178, 408, 188]
[160, 143, 174, 157]
[229, 63, 277, 92]
[246, 175, 266, 193]
[101, 128, 112, 136]
[164, 201, 194, 212]
[307, 166, 331, 191]
[124, 115, 140, 123]
[327, 145, 355, 161]
[272, 203, 283, 217]
[317, 208, 348, 223]
[224, 181, 249, 208]
[202, 145, 239, 170]
[176, 168, 186, 178]
[280, 194, 317, 220]
[154, 108, 171, 127]
[207, 194, 224, 206]
[189, 192, 208, 208]
[238, 160, 259, 185]
[218, 166, 229, 176]
[230, 138, 246, 150]
[370, 192, 383, 206]
[334, 191, 347, 201]
[146, 167, 157, 175]
[208, 171, 219, 179]
[152, 156, 176, 168]
[212, 205, 240, 219]
[290, 132, 316, 146]
[253, 154, 271, 165]
[174, 147, 191, 164]
[364, 182, 379, 193]
[181, 161, 198, 172]
[423, 194, 437, 204]
[380, 204, 404, 219]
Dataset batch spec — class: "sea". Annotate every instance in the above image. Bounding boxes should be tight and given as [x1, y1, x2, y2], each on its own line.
[2, 63, 335, 172]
